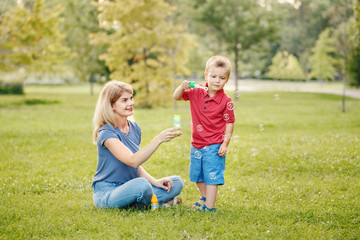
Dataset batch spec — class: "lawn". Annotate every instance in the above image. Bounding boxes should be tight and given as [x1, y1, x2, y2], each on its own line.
[0, 84, 359, 239]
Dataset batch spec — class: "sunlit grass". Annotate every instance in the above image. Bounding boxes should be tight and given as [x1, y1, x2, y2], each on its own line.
[0, 84, 359, 239]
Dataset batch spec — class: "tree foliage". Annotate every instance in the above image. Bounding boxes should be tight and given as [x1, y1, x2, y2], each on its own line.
[0, 0, 73, 75]
[90, 0, 194, 107]
[354, 0, 360, 45]
[54, 0, 106, 82]
[309, 28, 339, 81]
[267, 51, 305, 81]
[191, 0, 279, 98]
[348, 0, 360, 86]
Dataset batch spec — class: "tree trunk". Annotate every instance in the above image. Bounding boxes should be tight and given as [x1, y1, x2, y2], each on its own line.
[342, 57, 347, 113]
[234, 43, 239, 101]
[342, 0, 349, 113]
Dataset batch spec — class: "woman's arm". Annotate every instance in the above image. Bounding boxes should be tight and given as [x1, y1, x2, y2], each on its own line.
[104, 127, 181, 168]
[138, 166, 173, 192]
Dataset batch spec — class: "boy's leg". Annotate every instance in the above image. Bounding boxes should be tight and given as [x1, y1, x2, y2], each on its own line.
[205, 185, 218, 208]
[190, 145, 206, 203]
[196, 182, 207, 204]
[202, 143, 225, 209]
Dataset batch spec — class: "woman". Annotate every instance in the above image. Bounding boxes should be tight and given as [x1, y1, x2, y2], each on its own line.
[92, 80, 183, 209]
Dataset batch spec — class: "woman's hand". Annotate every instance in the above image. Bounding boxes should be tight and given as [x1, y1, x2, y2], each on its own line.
[157, 127, 182, 143]
[154, 178, 173, 192]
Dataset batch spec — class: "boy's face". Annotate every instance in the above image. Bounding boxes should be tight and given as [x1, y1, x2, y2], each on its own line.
[205, 67, 230, 94]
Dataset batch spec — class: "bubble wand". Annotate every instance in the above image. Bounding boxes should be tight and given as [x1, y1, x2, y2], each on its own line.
[188, 81, 208, 91]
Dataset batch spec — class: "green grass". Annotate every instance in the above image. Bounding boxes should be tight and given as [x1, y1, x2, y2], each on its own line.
[1, 84, 359, 239]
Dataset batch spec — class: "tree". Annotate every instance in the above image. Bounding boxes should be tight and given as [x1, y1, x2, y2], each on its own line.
[267, 51, 305, 81]
[354, 0, 360, 45]
[272, 0, 352, 74]
[0, 0, 73, 75]
[91, 0, 193, 107]
[192, 0, 279, 99]
[51, 0, 107, 84]
[309, 28, 339, 81]
[348, 0, 360, 87]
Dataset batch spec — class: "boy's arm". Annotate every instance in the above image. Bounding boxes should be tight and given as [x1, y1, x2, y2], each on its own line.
[173, 80, 191, 101]
[218, 122, 234, 157]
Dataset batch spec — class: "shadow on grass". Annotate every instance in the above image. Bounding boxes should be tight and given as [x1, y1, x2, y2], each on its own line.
[0, 98, 60, 108]
[24, 98, 60, 105]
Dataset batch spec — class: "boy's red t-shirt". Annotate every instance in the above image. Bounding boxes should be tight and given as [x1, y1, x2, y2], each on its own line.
[182, 84, 235, 149]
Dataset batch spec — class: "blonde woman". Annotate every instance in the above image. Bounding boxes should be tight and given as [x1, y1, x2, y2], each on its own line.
[92, 80, 183, 209]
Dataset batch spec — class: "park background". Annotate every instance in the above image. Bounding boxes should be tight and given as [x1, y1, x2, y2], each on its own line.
[1, 0, 360, 239]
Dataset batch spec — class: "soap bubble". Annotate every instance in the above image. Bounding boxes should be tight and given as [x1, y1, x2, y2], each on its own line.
[194, 151, 202, 159]
[251, 148, 259, 156]
[223, 114, 230, 121]
[196, 125, 203, 132]
[209, 172, 216, 180]
[203, 146, 209, 151]
[258, 124, 264, 131]
[233, 135, 240, 143]
[227, 101, 234, 110]
[235, 91, 240, 98]
[274, 93, 280, 100]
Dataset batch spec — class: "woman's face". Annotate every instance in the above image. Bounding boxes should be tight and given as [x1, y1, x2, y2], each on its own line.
[112, 91, 134, 118]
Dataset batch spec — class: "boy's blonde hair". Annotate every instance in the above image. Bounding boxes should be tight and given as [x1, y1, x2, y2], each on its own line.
[92, 80, 133, 143]
[205, 55, 232, 76]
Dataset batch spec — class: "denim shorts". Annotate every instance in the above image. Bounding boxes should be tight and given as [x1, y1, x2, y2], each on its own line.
[189, 143, 225, 185]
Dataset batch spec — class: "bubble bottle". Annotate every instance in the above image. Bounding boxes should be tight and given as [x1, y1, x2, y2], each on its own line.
[188, 81, 208, 91]
[173, 115, 181, 130]
[151, 194, 159, 212]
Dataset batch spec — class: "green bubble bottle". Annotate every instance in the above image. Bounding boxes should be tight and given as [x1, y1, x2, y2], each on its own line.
[151, 194, 159, 212]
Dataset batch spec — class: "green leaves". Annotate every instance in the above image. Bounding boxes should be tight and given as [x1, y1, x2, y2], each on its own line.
[91, 0, 194, 107]
[268, 51, 305, 81]
[309, 28, 339, 81]
[0, 0, 74, 74]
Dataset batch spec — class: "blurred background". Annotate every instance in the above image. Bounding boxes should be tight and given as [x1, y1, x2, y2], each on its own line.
[1, 0, 359, 107]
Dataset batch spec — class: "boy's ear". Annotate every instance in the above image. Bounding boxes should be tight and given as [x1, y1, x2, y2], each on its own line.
[204, 72, 208, 80]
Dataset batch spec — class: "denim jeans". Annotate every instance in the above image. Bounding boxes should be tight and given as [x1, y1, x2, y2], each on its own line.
[93, 176, 183, 209]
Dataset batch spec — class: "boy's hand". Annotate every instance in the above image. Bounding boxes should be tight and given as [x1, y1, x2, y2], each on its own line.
[181, 80, 192, 90]
[218, 144, 228, 157]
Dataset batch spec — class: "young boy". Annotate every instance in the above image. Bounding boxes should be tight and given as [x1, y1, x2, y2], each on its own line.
[173, 55, 235, 212]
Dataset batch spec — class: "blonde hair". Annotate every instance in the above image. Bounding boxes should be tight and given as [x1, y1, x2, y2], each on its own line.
[205, 55, 232, 76]
[92, 80, 133, 143]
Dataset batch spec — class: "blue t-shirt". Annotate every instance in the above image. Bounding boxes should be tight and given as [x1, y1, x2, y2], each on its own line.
[92, 121, 141, 187]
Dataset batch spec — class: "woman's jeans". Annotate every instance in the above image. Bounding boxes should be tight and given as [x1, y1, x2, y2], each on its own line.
[93, 176, 183, 209]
